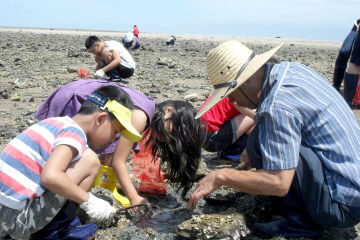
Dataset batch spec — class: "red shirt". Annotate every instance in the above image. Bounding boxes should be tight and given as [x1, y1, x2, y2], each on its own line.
[133, 26, 139, 37]
[199, 97, 240, 132]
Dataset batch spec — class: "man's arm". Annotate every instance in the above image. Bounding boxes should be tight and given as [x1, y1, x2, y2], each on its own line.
[188, 167, 295, 209]
[41, 145, 89, 203]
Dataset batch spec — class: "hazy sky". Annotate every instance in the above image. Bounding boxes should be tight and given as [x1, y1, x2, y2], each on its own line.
[1, 0, 359, 41]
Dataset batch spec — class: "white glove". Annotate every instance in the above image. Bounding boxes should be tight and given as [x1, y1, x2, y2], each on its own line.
[94, 69, 105, 79]
[80, 193, 116, 221]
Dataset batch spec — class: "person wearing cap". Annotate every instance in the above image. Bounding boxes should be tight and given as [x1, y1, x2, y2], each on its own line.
[0, 85, 141, 240]
[85, 35, 136, 81]
[343, 21, 360, 107]
[333, 19, 360, 93]
[189, 40, 360, 238]
[122, 32, 141, 50]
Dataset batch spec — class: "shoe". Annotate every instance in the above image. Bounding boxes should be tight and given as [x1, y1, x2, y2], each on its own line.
[332, 66, 346, 92]
[109, 77, 124, 82]
[343, 73, 359, 106]
[253, 216, 322, 239]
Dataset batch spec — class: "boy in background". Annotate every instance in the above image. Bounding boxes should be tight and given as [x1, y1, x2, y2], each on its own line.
[85, 36, 136, 81]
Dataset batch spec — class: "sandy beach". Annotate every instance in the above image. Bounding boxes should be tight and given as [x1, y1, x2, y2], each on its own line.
[0, 27, 359, 240]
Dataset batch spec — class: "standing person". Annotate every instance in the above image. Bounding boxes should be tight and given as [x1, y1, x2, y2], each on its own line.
[344, 23, 360, 106]
[85, 36, 136, 81]
[333, 19, 360, 92]
[190, 41, 360, 238]
[166, 35, 176, 46]
[133, 25, 139, 38]
[200, 96, 255, 163]
[0, 85, 142, 240]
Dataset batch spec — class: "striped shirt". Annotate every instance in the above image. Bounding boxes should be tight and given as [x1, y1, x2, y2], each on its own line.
[0, 116, 87, 209]
[256, 62, 360, 207]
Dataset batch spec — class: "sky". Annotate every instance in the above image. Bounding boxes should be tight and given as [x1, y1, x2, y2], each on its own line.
[1, 0, 360, 41]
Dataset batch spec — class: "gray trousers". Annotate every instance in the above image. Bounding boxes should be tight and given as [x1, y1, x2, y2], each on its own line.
[0, 191, 66, 240]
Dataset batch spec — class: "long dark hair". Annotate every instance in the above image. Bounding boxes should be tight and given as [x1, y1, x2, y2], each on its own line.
[146, 100, 206, 198]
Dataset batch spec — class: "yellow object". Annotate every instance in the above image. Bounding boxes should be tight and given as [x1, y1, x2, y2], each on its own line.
[105, 100, 142, 142]
[94, 164, 131, 207]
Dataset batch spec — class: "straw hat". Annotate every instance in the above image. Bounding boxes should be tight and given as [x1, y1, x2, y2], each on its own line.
[195, 40, 282, 119]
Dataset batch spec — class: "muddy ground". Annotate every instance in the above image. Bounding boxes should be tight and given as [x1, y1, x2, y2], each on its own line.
[0, 29, 359, 239]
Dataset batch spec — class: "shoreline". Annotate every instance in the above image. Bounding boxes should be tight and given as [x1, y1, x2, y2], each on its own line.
[0, 26, 341, 48]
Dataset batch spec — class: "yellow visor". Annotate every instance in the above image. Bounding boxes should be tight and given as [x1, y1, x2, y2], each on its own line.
[104, 100, 142, 142]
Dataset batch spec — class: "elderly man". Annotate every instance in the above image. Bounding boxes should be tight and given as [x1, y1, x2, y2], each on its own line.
[190, 41, 360, 238]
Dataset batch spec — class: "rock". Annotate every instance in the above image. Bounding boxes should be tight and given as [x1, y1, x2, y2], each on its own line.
[157, 57, 168, 66]
[11, 94, 21, 101]
[0, 89, 11, 99]
[0, 62, 4, 67]
[184, 93, 199, 102]
[67, 50, 80, 58]
[12, 79, 27, 88]
[79, 187, 124, 229]
[66, 66, 78, 73]
[176, 208, 250, 239]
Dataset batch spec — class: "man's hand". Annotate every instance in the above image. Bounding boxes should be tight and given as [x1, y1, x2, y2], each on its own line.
[94, 69, 105, 78]
[188, 170, 222, 209]
[80, 193, 116, 221]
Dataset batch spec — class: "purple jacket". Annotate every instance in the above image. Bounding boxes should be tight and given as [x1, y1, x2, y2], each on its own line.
[35, 79, 155, 154]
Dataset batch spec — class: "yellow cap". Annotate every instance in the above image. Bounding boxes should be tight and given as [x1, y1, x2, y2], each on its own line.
[105, 100, 142, 142]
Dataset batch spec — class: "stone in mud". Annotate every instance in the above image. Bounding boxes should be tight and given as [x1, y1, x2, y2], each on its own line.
[66, 66, 78, 73]
[184, 93, 199, 102]
[67, 49, 80, 58]
[176, 208, 250, 239]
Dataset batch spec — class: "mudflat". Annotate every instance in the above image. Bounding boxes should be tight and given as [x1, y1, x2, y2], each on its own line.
[0, 27, 359, 239]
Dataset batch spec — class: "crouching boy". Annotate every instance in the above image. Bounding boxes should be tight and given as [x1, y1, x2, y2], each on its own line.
[0, 86, 141, 239]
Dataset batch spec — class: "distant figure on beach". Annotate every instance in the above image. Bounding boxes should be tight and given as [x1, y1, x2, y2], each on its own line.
[190, 40, 360, 239]
[333, 19, 360, 92]
[133, 25, 139, 38]
[85, 36, 136, 81]
[122, 32, 141, 50]
[166, 35, 176, 46]
[342, 20, 360, 107]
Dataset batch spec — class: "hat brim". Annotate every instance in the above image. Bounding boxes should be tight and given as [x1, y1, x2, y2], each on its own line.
[112, 111, 142, 142]
[105, 100, 142, 142]
[196, 44, 282, 119]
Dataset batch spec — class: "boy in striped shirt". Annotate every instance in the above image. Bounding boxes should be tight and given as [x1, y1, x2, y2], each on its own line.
[0, 86, 141, 239]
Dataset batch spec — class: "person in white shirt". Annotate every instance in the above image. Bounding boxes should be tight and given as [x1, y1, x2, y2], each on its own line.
[85, 35, 136, 81]
[122, 32, 141, 50]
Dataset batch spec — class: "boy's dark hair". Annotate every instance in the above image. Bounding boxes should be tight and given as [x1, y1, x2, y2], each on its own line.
[78, 86, 135, 120]
[146, 100, 206, 198]
[85, 36, 100, 50]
